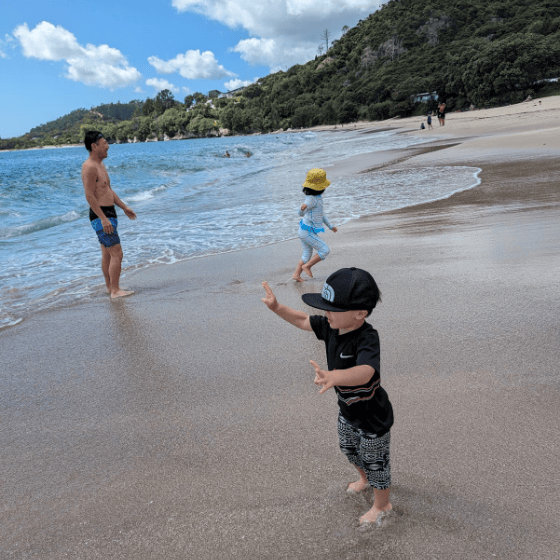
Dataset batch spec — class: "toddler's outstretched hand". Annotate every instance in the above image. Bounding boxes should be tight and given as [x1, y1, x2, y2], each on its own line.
[261, 281, 278, 311]
[310, 360, 334, 394]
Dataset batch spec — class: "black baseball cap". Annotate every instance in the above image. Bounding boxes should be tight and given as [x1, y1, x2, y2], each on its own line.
[302, 267, 381, 312]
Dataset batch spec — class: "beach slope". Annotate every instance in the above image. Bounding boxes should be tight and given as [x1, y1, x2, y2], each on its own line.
[1, 102, 560, 559]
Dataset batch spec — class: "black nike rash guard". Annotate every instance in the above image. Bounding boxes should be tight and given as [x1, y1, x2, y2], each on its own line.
[310, 315, 394, 436]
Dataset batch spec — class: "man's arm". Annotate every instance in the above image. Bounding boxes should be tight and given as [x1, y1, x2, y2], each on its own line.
[261, 282, 312, 331]
[112, 191, 136, 220]
[82, 164, 114, 233]
[310, 360, 375, 394]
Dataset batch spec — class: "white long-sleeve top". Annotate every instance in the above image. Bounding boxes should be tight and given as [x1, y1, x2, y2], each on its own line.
[298, 194, 334, 233]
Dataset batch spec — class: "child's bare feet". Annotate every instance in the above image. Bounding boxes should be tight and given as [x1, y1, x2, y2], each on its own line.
[347, 479, 368, 494]
[302, 263, 313, 278]
[359, 503, 392, 525]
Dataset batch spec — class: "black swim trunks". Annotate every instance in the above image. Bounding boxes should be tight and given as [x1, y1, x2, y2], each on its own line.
[90, 205, 120, 247]
[89, 205, 117, 221]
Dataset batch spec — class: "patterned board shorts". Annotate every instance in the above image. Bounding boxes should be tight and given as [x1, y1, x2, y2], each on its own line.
[91, 217, 120, 248]
[337, 413, 391, 489]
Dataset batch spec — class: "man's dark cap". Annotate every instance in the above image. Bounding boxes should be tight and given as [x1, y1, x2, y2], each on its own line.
[302, 267, 380, 312]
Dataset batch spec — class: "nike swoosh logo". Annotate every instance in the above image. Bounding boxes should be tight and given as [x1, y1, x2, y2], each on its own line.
[340, 353, 354, 359]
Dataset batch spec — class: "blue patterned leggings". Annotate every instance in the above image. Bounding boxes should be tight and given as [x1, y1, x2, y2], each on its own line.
[298, 226, 330, 262]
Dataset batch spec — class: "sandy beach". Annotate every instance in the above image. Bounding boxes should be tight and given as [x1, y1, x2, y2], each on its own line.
[2, 100, 560, 559]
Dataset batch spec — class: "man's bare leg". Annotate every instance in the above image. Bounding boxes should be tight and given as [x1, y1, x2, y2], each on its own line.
[106, 244, 134, 298]
[101, 245, 111, 292]
[302, 254, 321, 278]
[359, 487, 392, 524]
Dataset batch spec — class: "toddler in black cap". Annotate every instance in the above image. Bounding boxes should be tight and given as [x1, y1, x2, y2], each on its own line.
[262, 268, 394, 526]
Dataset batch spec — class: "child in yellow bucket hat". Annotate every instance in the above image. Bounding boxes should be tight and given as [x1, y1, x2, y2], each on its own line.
[292, 168, 338, 282]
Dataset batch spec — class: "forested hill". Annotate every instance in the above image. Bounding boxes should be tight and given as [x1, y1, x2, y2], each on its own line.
[27, 102, 142, 137]
[3, 0, 560, 149]
[235, 0, 560, 128]
[1, 101, 143, 150]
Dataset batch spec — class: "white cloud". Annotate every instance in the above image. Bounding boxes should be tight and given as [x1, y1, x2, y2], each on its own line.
[223, 77, 258, 91]
[232, 38, 275, 66]
[171, 0, 383, 68]
[12, 22, 141, 88]
[172, 0, 381, 38]
[0, 34, 15, 58]
[148, 49, 235, 79]
[14, 22, 81, 60]
[285, 0, 375, 17]
[232, 37, 317, 71]
[146, 78, 179, 93]
[135, 86, 144, 93]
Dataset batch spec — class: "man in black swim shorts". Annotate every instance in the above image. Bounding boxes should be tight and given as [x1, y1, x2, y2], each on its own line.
[82, 131, 137, 299]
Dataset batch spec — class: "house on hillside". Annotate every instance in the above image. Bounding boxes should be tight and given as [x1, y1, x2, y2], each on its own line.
[412, 91, 439, 103]
[533, 77, 559, 85]
[218, 86, 247, 99]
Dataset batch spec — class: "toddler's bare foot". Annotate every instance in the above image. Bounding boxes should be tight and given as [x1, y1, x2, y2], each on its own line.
[347, 479, 368, 494]
[359, 503, 392, 525]
[302, 264, 313, 278]
[291, 275, 305, 283]
[111, 289, 134, 299]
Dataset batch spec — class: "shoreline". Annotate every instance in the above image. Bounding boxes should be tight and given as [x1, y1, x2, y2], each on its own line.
[4, 93, 560, 153]
[1, 104, 559, 558]
[0, 129, 477, 333]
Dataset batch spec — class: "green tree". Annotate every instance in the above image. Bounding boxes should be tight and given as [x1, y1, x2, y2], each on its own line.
[193, 92, 207, 105]
[135, 117, 153, 141]
[142, 98, 155, 116]
[154, 89, 176, 115]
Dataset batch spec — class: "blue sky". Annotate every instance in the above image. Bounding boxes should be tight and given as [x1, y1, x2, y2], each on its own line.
[1, 0, 383, 138]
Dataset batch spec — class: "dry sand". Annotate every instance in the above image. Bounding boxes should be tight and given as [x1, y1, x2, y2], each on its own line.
[1, 100, 560, 559]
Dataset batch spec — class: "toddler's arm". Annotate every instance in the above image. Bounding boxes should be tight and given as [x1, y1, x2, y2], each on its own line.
[299, 195, 318, 216]
[261, 282, 312, 331]
[310, 360, 375, 394]
[322, 215, 337, 232]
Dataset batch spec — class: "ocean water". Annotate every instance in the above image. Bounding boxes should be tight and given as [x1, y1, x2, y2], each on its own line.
[0, 129, 481, 329]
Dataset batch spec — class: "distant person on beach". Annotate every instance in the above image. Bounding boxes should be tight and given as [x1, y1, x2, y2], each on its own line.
[427, 112, 433, 129]
[292, 168, 338, 283]
[82, 131, 136, 299]
[224, 151, 231, 158]
[261, 268, 394, 526]
[437, 103, 446, 126]
[245, 151, 252, 157]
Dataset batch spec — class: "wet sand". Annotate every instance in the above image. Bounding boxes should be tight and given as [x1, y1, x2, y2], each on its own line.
[2, 112, 560, 558]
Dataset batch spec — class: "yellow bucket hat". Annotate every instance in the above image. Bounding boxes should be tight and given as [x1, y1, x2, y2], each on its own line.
[302, 168, 331, 191]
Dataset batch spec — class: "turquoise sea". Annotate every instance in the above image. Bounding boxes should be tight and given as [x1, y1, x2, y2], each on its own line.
[0, 129, 481, 329]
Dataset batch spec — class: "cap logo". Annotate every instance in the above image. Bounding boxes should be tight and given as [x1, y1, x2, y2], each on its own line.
[321, 282, 335, 302]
